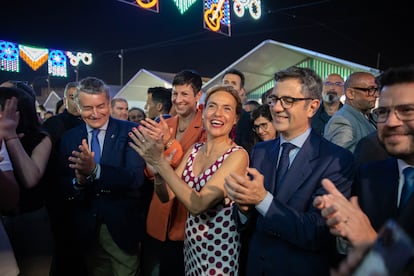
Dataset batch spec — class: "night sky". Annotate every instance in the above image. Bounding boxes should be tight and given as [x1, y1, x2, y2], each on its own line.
[0, 0, 411, 88]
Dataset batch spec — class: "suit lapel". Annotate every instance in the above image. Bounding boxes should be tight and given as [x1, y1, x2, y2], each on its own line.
[101, 118, 118, 162]
[256, 139, 280, 193]
[276, 132, 320, 202]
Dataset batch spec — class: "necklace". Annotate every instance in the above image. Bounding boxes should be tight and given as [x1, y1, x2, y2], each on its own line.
[178, 127, 186, 133]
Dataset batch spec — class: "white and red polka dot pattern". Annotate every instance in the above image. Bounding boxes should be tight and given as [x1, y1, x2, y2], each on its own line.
[183, 143, 242, 276]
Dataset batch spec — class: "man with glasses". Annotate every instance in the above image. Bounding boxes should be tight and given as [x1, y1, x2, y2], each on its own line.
[313, 65, 414, 272]
[324, 71, 378, 152]
[224, 66, 354, 275]
[311, 73, 345, 136]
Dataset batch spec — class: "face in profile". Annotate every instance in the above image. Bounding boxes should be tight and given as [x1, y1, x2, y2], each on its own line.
[66, 87, 80, 116]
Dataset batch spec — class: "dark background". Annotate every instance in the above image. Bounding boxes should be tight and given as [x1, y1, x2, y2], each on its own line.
[0, 0, 411, 88]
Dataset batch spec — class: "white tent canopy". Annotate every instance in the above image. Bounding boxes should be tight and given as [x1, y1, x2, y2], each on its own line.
[43, 91, 61, 113]
[201, 39, 381, 102]
[112, 69, 175, 110]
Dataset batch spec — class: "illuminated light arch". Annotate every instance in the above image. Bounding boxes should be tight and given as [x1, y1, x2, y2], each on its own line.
[173, 0, 197, 14]
[48, 50, 67, 77]
[233, 0, 261, 20]
[66, 51, 93, 66]
[0, 40, 19, 72]
[203, 0, 231, 36]
[19, 45, 48, 71]
[136, 0, 157, 9]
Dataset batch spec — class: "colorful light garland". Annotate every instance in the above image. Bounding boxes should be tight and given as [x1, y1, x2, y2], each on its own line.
[0, 40, 19, 72]
[19, 45, 48, 71]
[173, 0, 197, 14]
[0, 39, 93, 77]
[48, 50, 67, 77]
[233, 0, 261, 20]
[203, 0, 231, 36]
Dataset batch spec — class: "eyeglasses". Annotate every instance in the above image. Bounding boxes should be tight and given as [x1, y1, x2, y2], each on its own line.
[324, 81, 344, 87]
[253, 121, 271, 133]
[372, 104, 414, 123]
[267, 95, 314, 109]
[351, 86, 379, 96]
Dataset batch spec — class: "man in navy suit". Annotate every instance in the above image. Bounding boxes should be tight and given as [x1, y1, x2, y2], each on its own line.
[58, 77, 147, 276]
[314, 64, 414, 248]
[224, 66, 354, 275]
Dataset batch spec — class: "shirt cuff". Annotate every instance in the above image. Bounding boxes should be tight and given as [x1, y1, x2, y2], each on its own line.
[256, 191, 273, 216]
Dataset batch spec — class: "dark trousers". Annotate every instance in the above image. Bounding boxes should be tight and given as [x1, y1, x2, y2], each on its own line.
[140, 234, 184, 276]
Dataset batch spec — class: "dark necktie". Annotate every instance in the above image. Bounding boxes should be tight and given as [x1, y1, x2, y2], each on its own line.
[91, 129, 101, 164]
[400, 167, 414, 209]
[276, 142, 296, 191]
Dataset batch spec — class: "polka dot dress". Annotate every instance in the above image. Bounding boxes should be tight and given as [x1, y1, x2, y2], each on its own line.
[183, 143, 242, 276]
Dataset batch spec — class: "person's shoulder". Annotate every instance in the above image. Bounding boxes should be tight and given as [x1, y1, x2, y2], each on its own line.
[252, 138, 278, 150]
[110, 117, 137, 128]
[61, 122, 84, 137]
[42, 113, 64, 128]
[359, 157, 396, 172]
[318, 133, 353, 156]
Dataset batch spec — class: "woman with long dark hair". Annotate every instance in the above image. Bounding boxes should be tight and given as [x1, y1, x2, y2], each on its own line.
[0, 83, 53, 275]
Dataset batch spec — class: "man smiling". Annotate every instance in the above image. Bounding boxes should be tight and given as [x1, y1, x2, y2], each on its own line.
[58, 77, 147, 276]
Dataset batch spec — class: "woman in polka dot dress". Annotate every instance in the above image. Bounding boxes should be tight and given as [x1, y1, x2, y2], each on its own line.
[129, 85, 249, 275]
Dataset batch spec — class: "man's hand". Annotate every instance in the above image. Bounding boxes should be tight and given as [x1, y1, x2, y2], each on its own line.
[224, 167, 268, 208]
[313, 178, 377, 246]
[68, 139, 96, 177]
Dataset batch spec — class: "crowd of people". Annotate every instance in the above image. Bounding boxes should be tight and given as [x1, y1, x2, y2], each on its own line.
[1, 64, 414, 276]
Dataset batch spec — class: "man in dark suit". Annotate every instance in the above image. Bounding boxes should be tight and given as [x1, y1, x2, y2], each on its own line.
[42, 81, 87, 275]
[224, 66, 354, 275]
[313, 64, 414, 247]
[222, 68, 254, 152]
[58, 77, 147, 275]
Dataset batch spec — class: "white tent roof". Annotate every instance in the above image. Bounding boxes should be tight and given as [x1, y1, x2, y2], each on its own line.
[202, 39, 381, 97]
[43, 91, 61, 113]
[112, 69, 175, 109]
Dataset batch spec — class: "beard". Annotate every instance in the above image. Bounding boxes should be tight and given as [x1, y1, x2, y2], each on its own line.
[322, 91, 340, 104]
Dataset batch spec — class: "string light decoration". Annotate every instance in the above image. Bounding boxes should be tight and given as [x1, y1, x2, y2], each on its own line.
[135, 0, 159, 12]
[48, 50, 67, 77]
[233, 0, 261, 20]
[203, 0, 231, 36]
[66, 51, 93, 67]
[19, 45, 49, 71]
[0, 40, 19, 72]
[173, 0, 197, 14]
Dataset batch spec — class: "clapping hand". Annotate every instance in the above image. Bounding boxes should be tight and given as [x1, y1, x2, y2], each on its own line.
[129, 125, 165, 169]
[313, 178, 377, 246]
[139, 116, 172, 145]
[0, 97, 21, 140]
[68, 139, 96, 183]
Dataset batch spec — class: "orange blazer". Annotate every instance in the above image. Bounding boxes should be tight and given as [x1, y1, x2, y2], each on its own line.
[146, 107, 207, 241]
